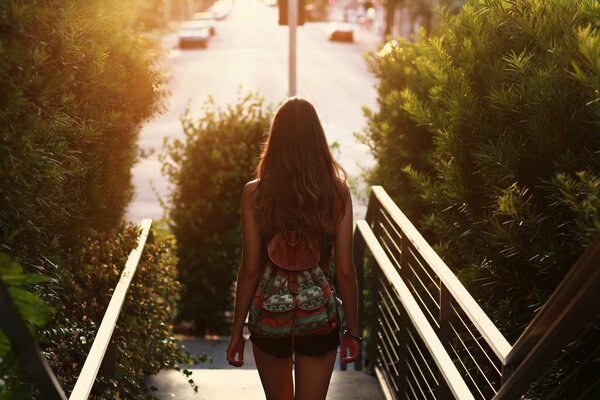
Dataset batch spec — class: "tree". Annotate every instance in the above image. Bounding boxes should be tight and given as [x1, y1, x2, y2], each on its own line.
[383, 0, 402, 37]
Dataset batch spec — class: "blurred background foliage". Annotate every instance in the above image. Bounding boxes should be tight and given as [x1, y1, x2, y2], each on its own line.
[0, 0, 199, 398]
[361, 0, 599, 396]
[162, 92, 271, 334]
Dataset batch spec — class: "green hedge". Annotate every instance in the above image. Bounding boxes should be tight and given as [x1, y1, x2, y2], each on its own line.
[364, 0, 600, 337]
[44, 224, 201, 399]
[362, 0, 599, 396]
[162, 92, 271, 334]
[0, 1, 197, 398]
[0, 0, 165, 256]
[1, 224, 202, 399]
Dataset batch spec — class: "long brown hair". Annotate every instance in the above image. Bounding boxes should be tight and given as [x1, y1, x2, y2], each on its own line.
[255, 97, 347, 236]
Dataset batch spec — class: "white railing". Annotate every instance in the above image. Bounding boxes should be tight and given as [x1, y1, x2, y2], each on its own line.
[69, 219, 152, 399]
[354, 187, 510, 399]
[355, 186, 600, 399]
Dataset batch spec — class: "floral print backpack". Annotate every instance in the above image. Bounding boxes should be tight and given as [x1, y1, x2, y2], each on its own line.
[248, 230, 341, 338]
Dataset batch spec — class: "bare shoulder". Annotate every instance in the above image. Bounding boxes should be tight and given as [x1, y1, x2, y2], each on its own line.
[335, 178, 351, 200]
[241, 179, 259, 203]
[242, 179, 258, 193]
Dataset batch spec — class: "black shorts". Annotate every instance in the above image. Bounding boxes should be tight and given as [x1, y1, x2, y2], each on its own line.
[250, 328, 340, 358]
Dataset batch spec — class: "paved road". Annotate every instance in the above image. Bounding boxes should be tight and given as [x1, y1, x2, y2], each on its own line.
[126, 0, 380, 222]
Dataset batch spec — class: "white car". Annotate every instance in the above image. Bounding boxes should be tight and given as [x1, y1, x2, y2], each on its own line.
[210, 0, 233, 20]
[192, 12, 217, 35]
[178, 21, 211, 48]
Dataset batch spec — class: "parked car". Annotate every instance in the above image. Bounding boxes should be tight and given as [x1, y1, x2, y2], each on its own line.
[210, 0, 233, 20]
[178, 21, 211, 48]
[328, 22, 354, 42]
[192, 12, 217, 35]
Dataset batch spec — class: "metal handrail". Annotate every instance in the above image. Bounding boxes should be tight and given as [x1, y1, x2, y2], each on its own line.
[69, 218, 152, 399]
[0, 219, 152, 399]
[357, 220, 475, 399]
[493, 235, 600, 399]
[370, 186, 512, 362]
[356, 185, 600, 398]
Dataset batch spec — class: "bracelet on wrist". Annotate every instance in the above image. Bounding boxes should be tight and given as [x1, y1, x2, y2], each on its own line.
[343, 330, 363, 342]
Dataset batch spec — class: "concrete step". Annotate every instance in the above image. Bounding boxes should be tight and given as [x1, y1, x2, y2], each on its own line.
[148, 369, 385, 399]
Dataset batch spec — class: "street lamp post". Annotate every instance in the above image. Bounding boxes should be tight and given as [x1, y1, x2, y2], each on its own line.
[288, 0, 298, 96]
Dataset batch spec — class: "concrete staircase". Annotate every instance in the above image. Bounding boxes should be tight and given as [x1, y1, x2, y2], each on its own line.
[147, 336, 384, 399]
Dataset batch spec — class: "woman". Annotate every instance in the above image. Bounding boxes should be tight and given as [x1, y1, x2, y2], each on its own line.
[226, 97, 361, 400]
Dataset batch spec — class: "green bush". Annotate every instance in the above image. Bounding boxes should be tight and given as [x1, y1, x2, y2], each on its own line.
[41, 224, 201, 399]
[0, 0, 165, 256]
[358, 35, 435, 222]
[364, 0, 600, 336]
[362, 0, 599, 395]
[162, 92, 271, 334]
[1, 225, 201, 399]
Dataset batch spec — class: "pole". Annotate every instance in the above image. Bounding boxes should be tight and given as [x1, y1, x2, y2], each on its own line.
[288, 0, 298, 96]
[164, 0, 170, 27]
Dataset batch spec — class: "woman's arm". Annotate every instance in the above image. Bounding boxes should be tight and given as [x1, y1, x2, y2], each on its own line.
[334, 184, 361, 364]
[227, 181, 262, 367]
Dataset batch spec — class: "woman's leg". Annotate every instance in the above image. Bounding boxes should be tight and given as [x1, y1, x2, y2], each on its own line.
[252, 342, 294, 400]
[293, 349, 337, 400]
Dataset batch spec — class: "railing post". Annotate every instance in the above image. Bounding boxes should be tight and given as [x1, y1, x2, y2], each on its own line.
[396, 229, 411, 395]
[367, 194, 381, 377]
[437, 284, 453, 399]
[370, 254, 381, 376]
[399, 230, 411, 284]
[353, 228, 366, 371]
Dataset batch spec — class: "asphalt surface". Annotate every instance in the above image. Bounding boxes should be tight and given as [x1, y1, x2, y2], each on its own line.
[126, 0, 381, 222]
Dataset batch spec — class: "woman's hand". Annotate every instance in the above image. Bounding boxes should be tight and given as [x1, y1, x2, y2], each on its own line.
[339, 333, 361, 366]
[226, 332, 245, 367]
